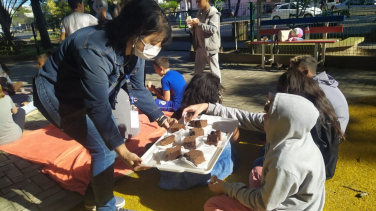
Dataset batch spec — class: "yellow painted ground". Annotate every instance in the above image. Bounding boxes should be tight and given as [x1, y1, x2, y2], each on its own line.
[70, 96, 376, 211]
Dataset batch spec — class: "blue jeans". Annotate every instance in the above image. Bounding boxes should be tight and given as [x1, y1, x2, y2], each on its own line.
[34, 80, 117, 211]
[252, 145, 266, 168]
[155, 99, 176, 112]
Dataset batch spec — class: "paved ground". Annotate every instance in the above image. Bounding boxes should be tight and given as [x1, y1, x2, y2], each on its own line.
[1, 50, 376, 211]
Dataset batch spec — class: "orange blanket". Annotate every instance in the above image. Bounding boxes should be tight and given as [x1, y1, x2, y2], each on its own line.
[0, 113, 172, 195]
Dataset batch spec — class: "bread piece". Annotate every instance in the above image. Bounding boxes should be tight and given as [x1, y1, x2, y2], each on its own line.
[189, 128, 204, 137]
[189, 120, 208, 128]
[183, 136, 196, 149]
[165, 146, 182, 161]
[170, 123, 186, 133]
[184, 149, 205, 166]
[207, 130, 221, 146]
[160, 135, 175, 146]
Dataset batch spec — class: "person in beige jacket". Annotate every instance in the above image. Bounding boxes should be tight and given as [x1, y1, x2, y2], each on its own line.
[189, 0, 221, 81]
[183, 93, 326, 211]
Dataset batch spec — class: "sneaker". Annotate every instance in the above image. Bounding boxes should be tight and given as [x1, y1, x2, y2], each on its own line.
[85, 196, 126, 210]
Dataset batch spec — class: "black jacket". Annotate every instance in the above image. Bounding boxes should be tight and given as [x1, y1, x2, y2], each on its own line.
[311, 114, 340, 180]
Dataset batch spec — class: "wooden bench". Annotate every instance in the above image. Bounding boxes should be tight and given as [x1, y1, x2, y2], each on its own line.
[248, 15, 345, 68]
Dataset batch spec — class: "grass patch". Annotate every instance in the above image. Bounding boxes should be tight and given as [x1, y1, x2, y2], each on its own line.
[0, 45, 58, 58]
[29, 32, 61, 43]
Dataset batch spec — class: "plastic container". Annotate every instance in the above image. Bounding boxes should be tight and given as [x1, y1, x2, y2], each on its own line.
[305, 26, 310, 40]
[141, 115, 239, 174]
[186, 16, 192, 28]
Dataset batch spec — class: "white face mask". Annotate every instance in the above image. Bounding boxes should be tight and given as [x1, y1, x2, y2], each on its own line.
[134, 38, 161, 60]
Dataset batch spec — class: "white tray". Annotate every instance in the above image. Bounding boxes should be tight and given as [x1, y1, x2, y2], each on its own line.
[141, 114, 239, 174]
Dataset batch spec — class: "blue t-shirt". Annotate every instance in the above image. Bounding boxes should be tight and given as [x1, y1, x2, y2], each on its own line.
[161, 70, 186, 110]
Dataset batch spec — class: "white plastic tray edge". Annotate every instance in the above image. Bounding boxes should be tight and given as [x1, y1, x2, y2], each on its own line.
[141, 114, 239, 174]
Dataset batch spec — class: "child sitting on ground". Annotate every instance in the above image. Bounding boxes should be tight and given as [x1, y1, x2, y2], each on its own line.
[0, 60, 23, 95]
[147, 57, 186, 112]
[183, 93, 326, 211]
[172, 72, 224, 119]
[158, 72, 234, 191]
[0, 84, 26, 145]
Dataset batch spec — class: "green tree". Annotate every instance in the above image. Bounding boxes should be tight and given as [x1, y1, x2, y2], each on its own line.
[13, 6, 33, 26]
[41, 0, 70, 30]
[0, 0, 28, 42]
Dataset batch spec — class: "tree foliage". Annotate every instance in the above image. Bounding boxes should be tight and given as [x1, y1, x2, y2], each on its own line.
[0, 0, 28, 54]
[41, 0, 70, 29]
[13, 6, 33, 25]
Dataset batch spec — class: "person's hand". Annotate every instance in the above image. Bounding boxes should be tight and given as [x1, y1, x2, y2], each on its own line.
[182, 103, 209, 120]
[208, 175, 225, 195]
[191, 18, 199, 25]
[159, 117, 178, 130]
[167, 117, 178, 126]
[146, 84, 154, 91]
[116, 147, 149, 171]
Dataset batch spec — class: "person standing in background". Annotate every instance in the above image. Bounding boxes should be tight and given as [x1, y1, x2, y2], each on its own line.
[189, 0, 222, 81]
[60, 0, 98, 41]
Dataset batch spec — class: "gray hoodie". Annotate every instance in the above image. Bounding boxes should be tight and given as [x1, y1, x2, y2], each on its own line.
[191, 6, 221, 54]
[313, 72, 349, 133]
[207, 93, 326, 211]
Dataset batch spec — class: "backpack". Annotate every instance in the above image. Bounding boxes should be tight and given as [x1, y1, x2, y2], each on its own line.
[311, 114, 340, 180]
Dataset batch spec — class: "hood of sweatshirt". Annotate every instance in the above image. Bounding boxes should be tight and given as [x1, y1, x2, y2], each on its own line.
[208, 6, 221, 16]
[313, 71, 338, 88]
[265, 93, 319, 149]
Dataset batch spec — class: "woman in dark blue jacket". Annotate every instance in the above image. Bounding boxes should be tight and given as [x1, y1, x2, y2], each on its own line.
[33, 0, 173, 210]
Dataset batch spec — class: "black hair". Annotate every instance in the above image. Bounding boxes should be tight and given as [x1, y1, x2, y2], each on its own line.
[68, 0, 83, 10]
[153, 57, 169, 69]
[98, 0, 172, 52]
[172, 72, 224, 119]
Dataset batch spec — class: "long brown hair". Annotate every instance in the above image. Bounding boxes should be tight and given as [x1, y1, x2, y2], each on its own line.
[277, 67, 343, 140]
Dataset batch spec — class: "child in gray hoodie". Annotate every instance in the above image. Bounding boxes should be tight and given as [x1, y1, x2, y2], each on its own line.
[183, 93, 326, 211]
[290, 55, 349, 133]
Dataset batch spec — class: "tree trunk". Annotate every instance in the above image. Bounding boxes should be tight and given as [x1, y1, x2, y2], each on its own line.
[234, 0, 241, 17]
[30, 0, 52, 49]
[228, 0, 231, 9]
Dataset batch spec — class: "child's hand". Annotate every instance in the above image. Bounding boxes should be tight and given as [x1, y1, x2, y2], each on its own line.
[191, 18, 199, 25]
[147, 85, 155, 91]
[208, 175, 225, 195]
[146, 81, 153, 91]
[182, 103, 209, 120]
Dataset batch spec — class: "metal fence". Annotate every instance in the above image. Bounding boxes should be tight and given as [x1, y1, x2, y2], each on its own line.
[252, 0, 376, 56]
[172, 1, 376, 56]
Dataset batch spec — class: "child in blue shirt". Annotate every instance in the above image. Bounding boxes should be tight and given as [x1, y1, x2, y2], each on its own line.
[147, 57, 186, 112]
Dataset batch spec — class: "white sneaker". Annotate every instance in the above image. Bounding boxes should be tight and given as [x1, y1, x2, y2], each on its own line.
[85, 196, 126, 210]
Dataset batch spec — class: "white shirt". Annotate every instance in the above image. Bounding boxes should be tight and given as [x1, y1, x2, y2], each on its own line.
[0, 95, 22, 145]
[60, 12, 98, 36]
